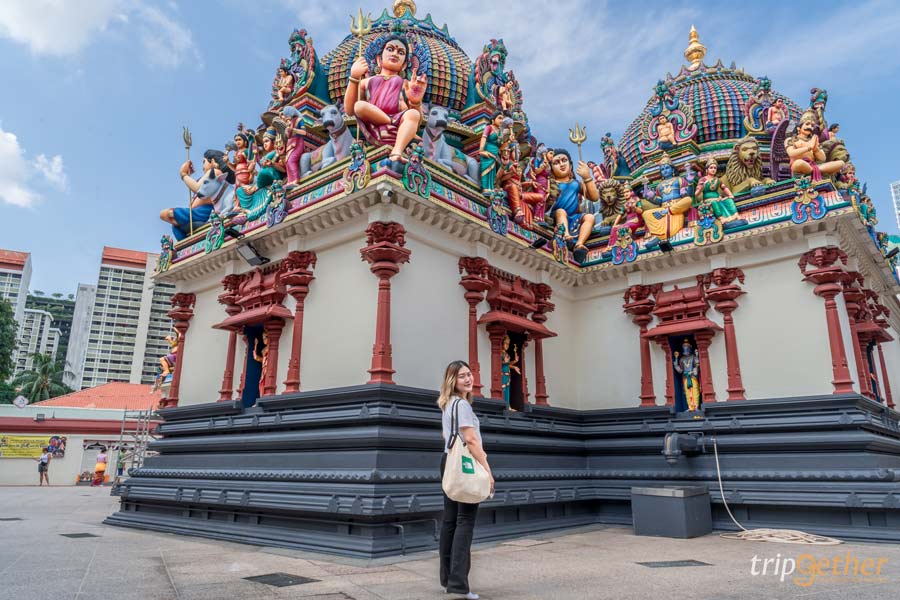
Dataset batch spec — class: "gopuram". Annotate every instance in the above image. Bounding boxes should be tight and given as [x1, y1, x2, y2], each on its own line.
[108, 1, 900, 557]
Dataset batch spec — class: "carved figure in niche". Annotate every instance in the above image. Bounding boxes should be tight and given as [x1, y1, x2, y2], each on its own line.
[722, 137, 773, 195]
[547, 149, 598, 264]
[786, 117, 845, 180]
[501, 335, 520, 411]
[253, 331, 269, 398]
[277, 106, 307, 188]
[636, 155, 694, 241]
[766, 98, 787, 130]
[274, 66, 294, 106]
[523, 143, 550, 222]
[420, 105, 479, 182]
[656, 115, 677, 148]
[479, 112, 504, 194]
[474, 38, 509, 107]
[673, 339, 701, 412]
[300, 105, 354, 177]
[161, 150, 236, 241]
[152, 332, 180, 391]
[344, 31, 427, 171]
[695, 158, 739, 223]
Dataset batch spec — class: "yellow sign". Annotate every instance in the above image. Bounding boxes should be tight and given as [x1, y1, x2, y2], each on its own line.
[0, 435, 66, 458]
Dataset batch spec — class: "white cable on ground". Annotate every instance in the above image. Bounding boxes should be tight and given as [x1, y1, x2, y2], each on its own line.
[711, 437, 842, 546]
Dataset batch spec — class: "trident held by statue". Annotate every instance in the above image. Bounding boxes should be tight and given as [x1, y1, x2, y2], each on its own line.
[569, 122, 587, 163]
[349, 8, 372, 142]
[182, 126, 193, 235]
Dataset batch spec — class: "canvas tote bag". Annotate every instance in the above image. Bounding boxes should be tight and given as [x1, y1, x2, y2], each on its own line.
[442, 398, 491, 503]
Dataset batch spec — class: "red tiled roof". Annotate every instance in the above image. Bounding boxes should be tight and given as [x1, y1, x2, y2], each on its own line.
[0, 249, 29, 270]
[101, 246, 150, 269]
[31, 382, 161, 410]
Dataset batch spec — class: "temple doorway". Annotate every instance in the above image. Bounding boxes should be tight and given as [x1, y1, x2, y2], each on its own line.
[241, 325, 264, 408]
[507, 332, 526, 411]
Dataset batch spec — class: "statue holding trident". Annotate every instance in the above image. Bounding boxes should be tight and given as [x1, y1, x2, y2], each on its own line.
[569, 122, 587, 163]
[343, 15, 429, 172]
[349, 9, 372, 143]
[183, 127, 193, 235]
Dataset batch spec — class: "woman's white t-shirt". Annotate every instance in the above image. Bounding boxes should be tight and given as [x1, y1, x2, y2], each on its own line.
[442, 396, 481, 453]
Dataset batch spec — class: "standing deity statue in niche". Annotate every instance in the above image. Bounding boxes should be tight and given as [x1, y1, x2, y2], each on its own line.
[254, 331, 270, 398]
[152, 332, 180, 392]
[479, 112, 504, 194]
[501, 335, 520, 411]
[344, 31, 428, 172]
[547, 149, 598, 264]
[269, 29, 316, 109]
[636, 155, 695, 241]
[694, 158, 739, 223]
[785, 117, 845, 180]
[638, 80, 697, 156]
[276, 106, 307, 189]
[523, 143, 550, 222]
[161, 150, 236, 241]
[656, 115, 677, 148]
[274, 66, 295, 106]
[673, 339, 701, 412]
[475, 38, 509, 107]
[766, 98, 787, 130]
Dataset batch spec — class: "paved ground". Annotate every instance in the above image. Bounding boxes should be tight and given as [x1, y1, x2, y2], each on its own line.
[2, 486, 900, 600]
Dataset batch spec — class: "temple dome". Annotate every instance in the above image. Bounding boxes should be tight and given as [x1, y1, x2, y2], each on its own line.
[319, 4, 473, 112]
[617, 28, 802, 172]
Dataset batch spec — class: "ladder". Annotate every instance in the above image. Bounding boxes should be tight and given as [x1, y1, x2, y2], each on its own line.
[112, 409, 160, 485]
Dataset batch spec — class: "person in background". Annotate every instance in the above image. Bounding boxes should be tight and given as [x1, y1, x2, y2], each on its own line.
[437, 360, 494, 600]
[34, 446, 51, 486]
[92, 447, 108, 487]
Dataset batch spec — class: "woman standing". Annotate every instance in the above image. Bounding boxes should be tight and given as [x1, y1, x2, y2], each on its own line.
[92, 447, 108, 487]
[35, 446, 51, 486]
[438, 361, 494, 600]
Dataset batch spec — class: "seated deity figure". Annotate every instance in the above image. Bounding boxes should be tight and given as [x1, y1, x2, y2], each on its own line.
[497, 143, 545, 228]
[275, 66, 294, 106]
[786, 117, 845, 179]
[673, 339, 701, 412]
[548, 149, 598, 264]
[656, 116, 677, 148]
[344, 34, 427, 171]
[694, 158, 739, 223]
[766, 98, 787, 130]
[636, 155, 695, 241]
[523, 143, 550, 221]
[161, 150, 235, 241]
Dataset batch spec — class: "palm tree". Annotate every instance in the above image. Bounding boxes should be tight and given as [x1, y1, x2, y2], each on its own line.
[12, 353, 73, 402]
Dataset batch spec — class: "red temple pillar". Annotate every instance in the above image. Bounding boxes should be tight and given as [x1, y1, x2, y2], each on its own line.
[842, 274, 874, 399]
[694, 331, 716, 402]
[217, 274, 244, 402]
[877, 343, 895, 408]
[261, 320, 285, 397]
[531, 284, 555, 406]
[624, 285, 660, 407]
[799, 248, 855, 394]
[458, 257, 492, 396]
[487, 325, 506, 400]
[657, 339, 675, 406]
[360, 222, 411, 384]
[703, 269, 747, 401]
[281, 251, 317, 393]
[159, 293, 196, 409]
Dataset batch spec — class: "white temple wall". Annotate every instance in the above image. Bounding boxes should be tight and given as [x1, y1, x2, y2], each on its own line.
[882, 330, 900, 398]
[176, 270, 231, 404]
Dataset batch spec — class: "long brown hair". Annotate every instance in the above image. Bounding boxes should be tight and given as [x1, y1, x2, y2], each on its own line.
[437, 360, 472, 410]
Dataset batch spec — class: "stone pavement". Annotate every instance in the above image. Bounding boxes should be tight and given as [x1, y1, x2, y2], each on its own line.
[1, 486, 899, 600]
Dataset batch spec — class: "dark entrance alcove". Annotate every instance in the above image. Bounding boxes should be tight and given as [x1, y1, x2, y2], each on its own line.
[241, 325, 264, 408]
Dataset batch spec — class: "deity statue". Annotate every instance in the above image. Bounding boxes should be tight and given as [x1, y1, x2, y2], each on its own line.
[268, 29, 316, 109]
[606, 194, 643, 249]
[785, 117, 845, 180]
[858, 194, 878, 228]
[479, 112, 504, 194]
[497, 143, 544, 228]
[593, 179, 629, 227]
[809, 87, 829, 136]
[836, 162, 858, 192]
[253, 331, 269, 398]
[723, 137, 773, 195]
[636, 155, 695, 241]
[274, 66, 294, 106]
[639, 80, 697, 155]
[766, 98, 787, 130]
[673, 339, 701, 412]
[279, 106, 307, 189]
[152, 332, 180, 392]
[523, 143, 550, 222]
[225, 125, 257, 194]
[601, 131, 630, 177]
[474, 38, 509, 107]
[656, 116, 677, 148]
[547, 149, 598, 264]
[501, 335, 520, 411]
[161, 150, 235, 241]
[344, 31, 428, 171]
[694, 158, 739, 223]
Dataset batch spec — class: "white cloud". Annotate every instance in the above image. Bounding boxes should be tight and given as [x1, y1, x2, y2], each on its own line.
[33, 154, 67, 190]
[0, 125, 67, 208]
[0, 0, 200, 69]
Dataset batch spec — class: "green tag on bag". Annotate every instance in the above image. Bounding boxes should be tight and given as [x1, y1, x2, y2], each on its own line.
[461, 456, 475, 474]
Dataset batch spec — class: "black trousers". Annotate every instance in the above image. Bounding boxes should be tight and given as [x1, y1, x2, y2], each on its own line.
[439, 453, 479, 593]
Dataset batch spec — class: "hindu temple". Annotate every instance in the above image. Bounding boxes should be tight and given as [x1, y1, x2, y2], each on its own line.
[107, 1, 900, 557]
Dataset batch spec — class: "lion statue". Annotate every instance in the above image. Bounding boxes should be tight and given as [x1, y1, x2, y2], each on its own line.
[723, 136, 774, 195]
[583, 179, 628, 225]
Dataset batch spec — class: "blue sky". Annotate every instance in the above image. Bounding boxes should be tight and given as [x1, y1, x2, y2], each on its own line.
[1, 0, 899, 293]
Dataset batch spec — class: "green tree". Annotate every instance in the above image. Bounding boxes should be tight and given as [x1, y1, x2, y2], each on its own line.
[33, 290, 45, 296]
[0, 298, 17, 382]
[51, 292, 63, 299]
[11, 353, 73, 402]
[0, 381, 17, 404]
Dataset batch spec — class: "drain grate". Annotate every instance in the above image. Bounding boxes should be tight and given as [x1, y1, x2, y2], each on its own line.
[637, 560, 712, 568]
[60, 533, 100, 539]
[0, 518, 22, 521]
[244, 572, 320, 587]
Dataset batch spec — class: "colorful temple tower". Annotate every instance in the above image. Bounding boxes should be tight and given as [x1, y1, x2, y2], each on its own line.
[109, 3, 900, 556]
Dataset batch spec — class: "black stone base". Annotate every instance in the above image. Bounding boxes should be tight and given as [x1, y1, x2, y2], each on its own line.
[105, 385, 900, 557]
